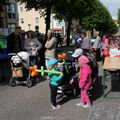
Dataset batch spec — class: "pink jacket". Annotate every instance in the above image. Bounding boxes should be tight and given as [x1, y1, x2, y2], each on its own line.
[79, 65, 92, 90]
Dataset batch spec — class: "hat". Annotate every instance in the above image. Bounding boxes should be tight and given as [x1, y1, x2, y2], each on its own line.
[78, 55, 89, 64]
[72, 49, 83, 58]
[103, 49, 109, 57]
[91, 48, 95, 53]
[48, 58, 58, 66]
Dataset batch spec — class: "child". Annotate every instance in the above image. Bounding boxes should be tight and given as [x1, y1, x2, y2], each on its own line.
[48, 58, 63, 109]
[71, 55, 92, 108]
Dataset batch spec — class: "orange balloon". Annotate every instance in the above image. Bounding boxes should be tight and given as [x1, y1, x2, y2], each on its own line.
[29, 65, 38, 77]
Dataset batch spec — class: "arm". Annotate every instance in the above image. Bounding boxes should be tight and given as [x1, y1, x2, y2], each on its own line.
[24, 39, 32, 51]
[79, 69, 88, 88]
[36, 39, 42, 51]
[49, 73, 62, 82]
[45, 37, 57, 49]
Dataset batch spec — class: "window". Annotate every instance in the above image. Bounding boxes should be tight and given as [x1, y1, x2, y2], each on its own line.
[20, 7, 23, 12]
[8, 13, 12, 19]
[11, 4, 15, 13]
[35, 17, 39, 23]
[7, 3, 10, 12]
[35, 26, 39, 30]
[12, 13, 16, 19]
[21, 18, 24, 24]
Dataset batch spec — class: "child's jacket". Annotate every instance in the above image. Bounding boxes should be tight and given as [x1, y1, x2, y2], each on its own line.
[79, 65, 92, 90]
[48, 68, 62, 86]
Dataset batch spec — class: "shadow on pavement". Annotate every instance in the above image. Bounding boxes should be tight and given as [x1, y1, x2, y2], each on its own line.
[90, 76, 103, 101]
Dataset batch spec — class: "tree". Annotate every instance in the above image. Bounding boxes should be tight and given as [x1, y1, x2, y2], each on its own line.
[52, 0, 93, 46]
[81, 0, 118, 34]
[118, 9, 120, 27]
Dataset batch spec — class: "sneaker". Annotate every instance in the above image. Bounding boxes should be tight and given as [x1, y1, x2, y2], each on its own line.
[56, 104, 62, 108]
[51, 104, 61, 110]
[76, 103, 84, 107]
[83, 104, 91, 108]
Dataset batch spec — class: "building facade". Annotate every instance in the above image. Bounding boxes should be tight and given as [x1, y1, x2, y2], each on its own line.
[18, 3, 47, 33]
[6, 0, 19, 33]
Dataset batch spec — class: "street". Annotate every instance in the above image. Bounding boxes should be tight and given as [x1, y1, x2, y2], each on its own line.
[0, 50, 120, 120]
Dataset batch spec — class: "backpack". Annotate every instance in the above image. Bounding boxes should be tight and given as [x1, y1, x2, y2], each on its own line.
[83, 52, 99, 79]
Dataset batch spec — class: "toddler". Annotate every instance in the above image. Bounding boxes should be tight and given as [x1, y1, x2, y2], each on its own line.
[48, 58, 63, 109]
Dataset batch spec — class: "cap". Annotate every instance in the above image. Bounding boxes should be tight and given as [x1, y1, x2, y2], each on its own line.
[72, 49, 83, 58]
[48, 58, 58, 66]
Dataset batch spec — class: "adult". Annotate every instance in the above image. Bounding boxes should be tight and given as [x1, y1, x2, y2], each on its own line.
[24, 30, 42, 66]
[7, 27, 22, 53]
[45, 29, 57, 69]
[92, 31, 101, 61]
[56, 33, 63, 47]
[82, 31, 91, 53]
[38, 33, 46, 68]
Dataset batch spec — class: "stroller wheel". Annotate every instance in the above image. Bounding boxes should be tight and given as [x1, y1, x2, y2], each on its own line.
[26, 79, 32, 88]
[10, 78, 16, 87]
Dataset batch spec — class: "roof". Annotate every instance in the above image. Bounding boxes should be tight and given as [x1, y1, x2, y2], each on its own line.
[52, 28, 62, 31]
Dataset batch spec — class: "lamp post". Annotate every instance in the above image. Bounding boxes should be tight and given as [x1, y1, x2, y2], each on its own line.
[28, 24, 31, 30]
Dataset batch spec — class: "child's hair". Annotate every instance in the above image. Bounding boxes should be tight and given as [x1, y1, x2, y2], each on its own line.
[48, 65, 54, 70]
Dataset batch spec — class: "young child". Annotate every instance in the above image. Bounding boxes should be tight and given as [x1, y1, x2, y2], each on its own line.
[71, 55, 92, 108]
[48, 58, 63, 109]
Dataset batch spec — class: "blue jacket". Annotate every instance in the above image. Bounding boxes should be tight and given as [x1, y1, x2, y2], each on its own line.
[48, 68, 62, 86]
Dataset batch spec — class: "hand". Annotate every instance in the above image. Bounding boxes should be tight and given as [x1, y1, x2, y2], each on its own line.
[70, 79, 74, 84]
[60, 72, 64, 77]
[32, 47, 35, 50]
[35, 48, 38, 53]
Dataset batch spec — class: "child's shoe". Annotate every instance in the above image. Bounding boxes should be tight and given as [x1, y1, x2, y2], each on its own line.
[56, 104, 62, 108]
[51, 104, 61, 110]
[83, 104, 91, 108]
[76, 102, 84, 107]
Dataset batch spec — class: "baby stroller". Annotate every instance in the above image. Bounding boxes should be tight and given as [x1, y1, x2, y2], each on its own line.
[57, 52, 78, 95]
[57, 51, 99, 97]
[9, 51, 35, 88]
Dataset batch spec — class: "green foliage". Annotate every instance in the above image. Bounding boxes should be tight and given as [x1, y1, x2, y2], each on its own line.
[118, 9, 120, 26]
[81, 0, 118, 34]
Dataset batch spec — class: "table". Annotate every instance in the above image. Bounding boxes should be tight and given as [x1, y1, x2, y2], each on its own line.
[103, 57, 120, 98]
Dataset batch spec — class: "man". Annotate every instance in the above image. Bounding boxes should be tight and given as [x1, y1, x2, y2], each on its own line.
[92, 31, 101, 61]
[7, 27, 22, 53]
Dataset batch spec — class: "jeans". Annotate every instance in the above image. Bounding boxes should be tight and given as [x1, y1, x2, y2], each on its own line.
[45, 59, 49, 69]
[81, 88, 91, 104]
[49, 83, 58, 106]
[29, 56, 38, 66]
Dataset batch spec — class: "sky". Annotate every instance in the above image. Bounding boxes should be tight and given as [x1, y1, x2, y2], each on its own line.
[99, 0, 120, 19]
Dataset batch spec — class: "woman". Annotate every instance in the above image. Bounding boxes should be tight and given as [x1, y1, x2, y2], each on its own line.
[24, 30, 42, 66]
[82, 31, 91, 53]
[45, 29, 57, 69]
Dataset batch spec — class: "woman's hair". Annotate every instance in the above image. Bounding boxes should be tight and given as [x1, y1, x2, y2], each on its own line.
[102, 35, 106, 43]
[86, 31, 91, 38]
[27, 30, 36, 39]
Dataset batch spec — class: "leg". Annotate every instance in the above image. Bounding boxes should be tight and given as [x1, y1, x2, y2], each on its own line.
[83, 89, 91, 105]
[80, 88, 85, 104]
[49, 84, 58, 107]
[45, 59, 49, 70]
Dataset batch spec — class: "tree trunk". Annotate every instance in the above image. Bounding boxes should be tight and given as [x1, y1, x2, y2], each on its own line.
[66, 19, 72, 46]
[45, 4, 51, 40]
